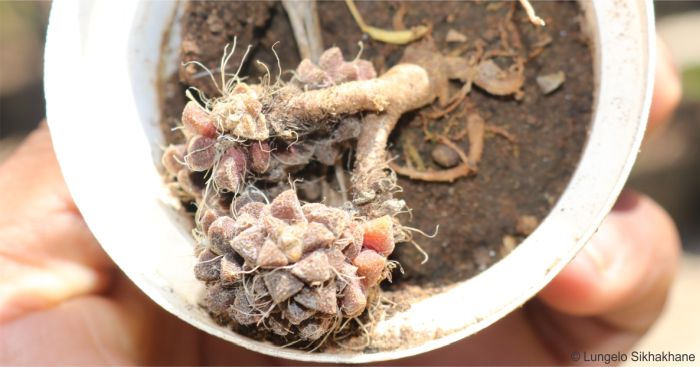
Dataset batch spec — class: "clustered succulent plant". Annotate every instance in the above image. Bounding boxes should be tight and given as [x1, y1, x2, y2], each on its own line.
[193, 189, 396, 342]
[162, 40, 527, 345]
[161, 47, 412, 345]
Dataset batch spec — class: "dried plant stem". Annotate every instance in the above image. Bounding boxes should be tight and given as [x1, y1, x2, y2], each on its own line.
[334, 161, 349, 203]
[344, 0, 429, 45]
[282, 0, 324, 61]
[518, 0, 546, 27]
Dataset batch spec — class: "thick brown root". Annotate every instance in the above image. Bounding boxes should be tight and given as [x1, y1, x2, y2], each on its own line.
[276, 63, 432, 123]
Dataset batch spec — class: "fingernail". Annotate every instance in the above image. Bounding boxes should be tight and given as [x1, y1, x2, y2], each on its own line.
[612, 190, 639, 212]
[584, 218, 622, 278]
[583, 191, 639, 275]
[657, 35, 680, 83]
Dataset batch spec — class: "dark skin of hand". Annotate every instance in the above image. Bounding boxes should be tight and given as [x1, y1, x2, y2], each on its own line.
[0, 38, 681, 365]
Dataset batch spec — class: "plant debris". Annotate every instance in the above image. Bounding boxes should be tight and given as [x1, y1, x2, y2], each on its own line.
[518, 0, 546, 27]
[345, 0, 429, 45]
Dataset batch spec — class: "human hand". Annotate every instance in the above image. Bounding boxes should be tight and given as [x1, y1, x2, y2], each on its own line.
[0, 37, 681, 365]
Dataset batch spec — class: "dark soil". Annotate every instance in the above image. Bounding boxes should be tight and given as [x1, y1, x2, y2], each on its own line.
[160, 0, 592, 347]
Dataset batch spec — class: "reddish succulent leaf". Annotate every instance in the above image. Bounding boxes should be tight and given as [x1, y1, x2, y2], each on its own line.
[186, 135, 217, 172]
[214, 147, 247, 192]
[341, 279, 367, 317]
[324, 248, 346, 271]
[301, 222, 335, 253]
[220, 253, 243, 284]
[341, 221, 364, 259]
[291, 251, 333, 285]
[194, 250, 221, 282]
[296, 59, 328, 85]
[257, 239, 289, 268]
[205, 283, 237, 316]
[230, 190, 267, 216]
[176, 169, 203, 197]
[230, 289, 259, 326]
[182, 101, 217, 138]
[233, 201, 265, 219]
[232, 213, 257, 236]
[362, 215, 395, 256]
[230, 226, 265, 264]
[207, 216, 236, 254]
[270, 190, 305, 223]
[318, 47, 344, 71]
[262, 214, 287, 240]
[302, 203, 349, 236]
[354, 59, 377, 80]
[263, 270, 304, 304]
[294, 282, 338, 315]
[353, 249, 386, 288]
[285, 301, 315, 325]
[249, 141, 271, 174]
[197, 208, 219, 234]
[161, 144, 186, 175]
[334, 262, 357, 293]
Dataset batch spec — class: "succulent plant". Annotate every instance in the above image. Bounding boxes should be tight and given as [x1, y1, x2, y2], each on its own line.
[163, 40, 527, 347]
[193, 189, 396, 341]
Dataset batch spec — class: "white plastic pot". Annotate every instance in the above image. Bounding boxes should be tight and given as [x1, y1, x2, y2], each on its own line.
[44, 0, 655, 363]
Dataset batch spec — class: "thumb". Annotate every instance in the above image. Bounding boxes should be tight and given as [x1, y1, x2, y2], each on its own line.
[538, 191, 680, 332]
[0, 123, 115, 323]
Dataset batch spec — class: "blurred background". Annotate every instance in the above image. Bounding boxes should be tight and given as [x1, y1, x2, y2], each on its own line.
[0, 1, 698, 359]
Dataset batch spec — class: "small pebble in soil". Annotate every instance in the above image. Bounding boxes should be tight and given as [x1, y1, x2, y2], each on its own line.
[536, 71, 566, 95]
[501, 235, 518, 257]
[516, 215, 539, 235]
[445, 29, 467, 43]
[472, 246, 493, 271]
[431, 143, 461, 168]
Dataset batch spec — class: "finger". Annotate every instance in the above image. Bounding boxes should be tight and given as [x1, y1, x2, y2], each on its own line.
[0, 123, 114, 323]
[0, 272, 272, 366]
[0, 275, 198, 365]
[537, 191, 680, 331]
[647, 36, 682, 135]
[0, 296, 144, 365]
[387, 310, 560, 366]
